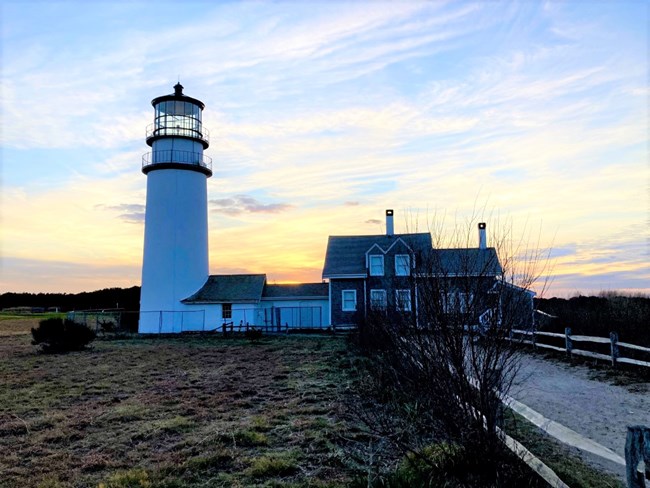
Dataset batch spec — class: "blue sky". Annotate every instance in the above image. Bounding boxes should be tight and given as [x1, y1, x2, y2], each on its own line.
[1, 1, 648, 297]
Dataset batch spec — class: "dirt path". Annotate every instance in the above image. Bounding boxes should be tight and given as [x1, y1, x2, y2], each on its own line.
[511, 352, 650, 482]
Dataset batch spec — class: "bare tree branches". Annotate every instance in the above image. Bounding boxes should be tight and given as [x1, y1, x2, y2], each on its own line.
[349, 217, 549, 485]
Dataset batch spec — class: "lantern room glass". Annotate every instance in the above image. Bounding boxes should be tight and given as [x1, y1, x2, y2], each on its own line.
[154, 100, 202, 137]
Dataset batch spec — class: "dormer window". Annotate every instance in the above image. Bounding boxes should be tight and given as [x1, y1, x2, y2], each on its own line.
[395, 254, 410, 276]
[369, 255, 384, 276]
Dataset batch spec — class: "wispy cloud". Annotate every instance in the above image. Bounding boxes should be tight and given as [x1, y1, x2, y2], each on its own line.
[1, 1, 647, 296]
[96, 203, 146, 224]
[210, 195, 293, 216]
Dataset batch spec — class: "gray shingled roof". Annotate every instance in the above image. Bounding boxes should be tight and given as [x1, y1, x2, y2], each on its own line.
[182, 274, 266, 303]
[427, 248, 503, 276]
[322, 232, 503, 278]
[322, 233, 433, 278]
[263, 283, 328, 299]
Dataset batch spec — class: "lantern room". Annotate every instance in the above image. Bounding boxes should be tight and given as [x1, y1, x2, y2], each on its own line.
[142, 83, 212, 176]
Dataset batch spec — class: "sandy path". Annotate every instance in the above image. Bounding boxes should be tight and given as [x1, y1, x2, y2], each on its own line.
[511, 352, 650, 481]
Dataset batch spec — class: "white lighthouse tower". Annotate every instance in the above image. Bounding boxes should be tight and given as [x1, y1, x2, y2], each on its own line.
[139, 83, 211, 333]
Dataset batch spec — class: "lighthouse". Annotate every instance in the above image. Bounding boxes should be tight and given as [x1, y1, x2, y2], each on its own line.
[139, 83, 211, 333]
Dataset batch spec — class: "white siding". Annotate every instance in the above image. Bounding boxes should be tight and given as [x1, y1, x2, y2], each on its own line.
[139, 169, 209, 333]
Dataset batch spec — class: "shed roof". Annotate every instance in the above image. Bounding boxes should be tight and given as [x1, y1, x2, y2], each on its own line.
[322, 233, 433, 278]
[262, 283, 329, 299]
[182, 274, 266, 303]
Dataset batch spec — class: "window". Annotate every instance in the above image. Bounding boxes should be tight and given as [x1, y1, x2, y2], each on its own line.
[222, 303, 232, 319]
[369, 255, 384, 276]
[370, 289, 387, 311]
[444, 292, 472, 313]
[395, 254, 410, 276]
[396, 290, 412, 312]
[342, 290, 357, 311]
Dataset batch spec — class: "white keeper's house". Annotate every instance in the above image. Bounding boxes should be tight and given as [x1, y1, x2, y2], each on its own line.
[138, 85, 533, 333]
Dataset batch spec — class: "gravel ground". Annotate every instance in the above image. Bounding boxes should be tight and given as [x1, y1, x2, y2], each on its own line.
[511, 352, 650, 482]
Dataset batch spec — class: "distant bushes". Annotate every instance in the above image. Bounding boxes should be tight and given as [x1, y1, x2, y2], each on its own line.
[536, 294, 650, 347]
[1, 286, 141, 312]
[31, 318, 96, 353]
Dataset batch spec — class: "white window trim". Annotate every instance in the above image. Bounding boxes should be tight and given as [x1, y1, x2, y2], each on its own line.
[370, 289, 387, 310]
[395, 254, 411, 276]
[444, 292, 473, 313]
[396, 289, 412, 312]
[342, 289, 357, 311]
[222, 303, 232, 319]
[369, 254, 385, 276]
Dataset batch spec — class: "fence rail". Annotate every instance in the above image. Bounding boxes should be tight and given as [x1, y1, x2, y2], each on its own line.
[511, 327, 650, 369]
[209, 321, 344, 335]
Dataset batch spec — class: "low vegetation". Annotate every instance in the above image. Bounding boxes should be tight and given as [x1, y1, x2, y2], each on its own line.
[0, 327, 359, 487]
[0, 317, 630, 487]
[0, 286, 141, 312]
[31, 317, 96, 353]
[537, 293, 650, 347]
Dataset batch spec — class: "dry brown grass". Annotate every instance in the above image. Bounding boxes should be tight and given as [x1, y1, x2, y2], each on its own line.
[0, 315, 40, 336]
[0, 328, 361, 487]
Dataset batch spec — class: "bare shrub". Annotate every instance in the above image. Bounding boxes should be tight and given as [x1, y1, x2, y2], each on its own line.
[349, 216, 549, 485]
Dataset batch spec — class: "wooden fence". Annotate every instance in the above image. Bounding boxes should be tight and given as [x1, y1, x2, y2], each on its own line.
[511, 328, 650, 369]
[213, 321, 349, 335]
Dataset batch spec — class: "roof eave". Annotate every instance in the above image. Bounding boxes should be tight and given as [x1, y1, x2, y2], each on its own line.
[261, 296, 328, 301]
[181, 299, 261, 304]
[322, 273, 367, 279]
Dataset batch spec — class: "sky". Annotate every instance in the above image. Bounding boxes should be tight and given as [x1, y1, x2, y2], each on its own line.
[1, 1, 648, 298]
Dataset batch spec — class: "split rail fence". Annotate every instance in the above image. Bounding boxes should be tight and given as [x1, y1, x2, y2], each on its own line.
[511, 327, 650, 369]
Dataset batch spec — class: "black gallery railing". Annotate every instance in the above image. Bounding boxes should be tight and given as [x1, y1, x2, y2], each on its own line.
[142, 150, 212, 172]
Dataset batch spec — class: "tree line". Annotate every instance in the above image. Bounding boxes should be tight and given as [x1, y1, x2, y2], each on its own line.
[0, 287, 141, 312]
[536, 293, 650, 347]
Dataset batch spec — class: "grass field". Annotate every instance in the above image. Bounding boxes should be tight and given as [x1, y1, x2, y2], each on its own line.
[0, 315, 46, 336]
[0, 328, 362, 487]
[0, 318, 629, 487]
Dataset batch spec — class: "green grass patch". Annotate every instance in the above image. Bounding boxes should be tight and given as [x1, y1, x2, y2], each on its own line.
[247, 453, 299, 478]
[0, 312, 66, 320]
[146, 415, 195, 435]
[227, 429, 269, 446]
[98, 468, 152, 488]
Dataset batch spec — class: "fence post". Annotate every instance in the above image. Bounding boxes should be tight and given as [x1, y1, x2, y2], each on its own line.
[610, 332, 619, 368]
[565, 327, 573, 357]
[158, 311, 162, 334]
[625, 426, 649, 488]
